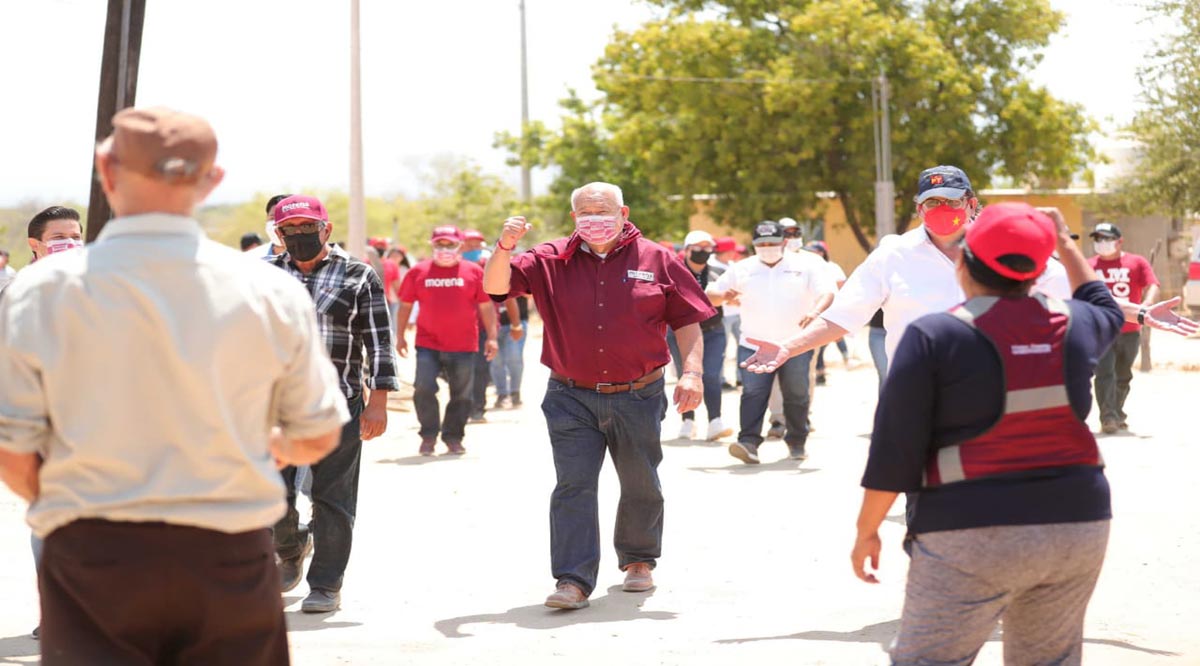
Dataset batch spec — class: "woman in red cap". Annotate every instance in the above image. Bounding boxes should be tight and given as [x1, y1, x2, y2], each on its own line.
[851, 203, 1121, 665]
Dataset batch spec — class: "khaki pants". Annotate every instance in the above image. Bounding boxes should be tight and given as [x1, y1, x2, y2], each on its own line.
[893, 521, 1110, 666]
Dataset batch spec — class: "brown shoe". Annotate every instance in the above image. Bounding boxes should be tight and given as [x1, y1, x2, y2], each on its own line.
[544, 581, 589, 610]
[445, 441, 466, 455]
[622, 562, 655, 592]
[419, 438, 436, 456]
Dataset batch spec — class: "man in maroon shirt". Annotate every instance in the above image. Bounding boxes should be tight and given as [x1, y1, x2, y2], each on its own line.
[396, 226, 498, 455]
[483, 182, 713, 610]
[1087, 222, 1159, 434]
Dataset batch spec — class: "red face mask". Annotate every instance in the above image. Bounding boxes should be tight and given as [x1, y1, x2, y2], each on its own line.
[923, 206, 969, 237]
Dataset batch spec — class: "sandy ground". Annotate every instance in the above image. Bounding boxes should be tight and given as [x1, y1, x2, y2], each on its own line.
[0, 326, 1197, 665]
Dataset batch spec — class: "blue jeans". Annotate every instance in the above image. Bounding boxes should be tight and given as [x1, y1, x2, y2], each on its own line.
[489, 321, 527, 396]
[737, 345, 813, 447]
[868, 326, 888, 389]
[815, 339, 849, 371]
[666, 325, 726, 420]
[542, 378, 668, 596]
[471, 329, 491, 415]
[414, 346, 476, 442]
[274, 396, 363, 592]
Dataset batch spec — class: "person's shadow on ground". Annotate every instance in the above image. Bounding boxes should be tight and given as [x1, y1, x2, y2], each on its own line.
[688, 459, 820, 476]
[0, 634, 38, 663]
[716, 618, 1180, 657]
[434, 585, 676, 638]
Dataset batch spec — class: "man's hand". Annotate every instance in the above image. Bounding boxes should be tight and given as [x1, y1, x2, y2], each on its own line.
[721, 289, 741, 307]
[1036, 206, 1072, 242]
[740, 337, 790, 374]
[396, 335, 409, 358]
[500, 216, 532, 249]
[510, 324, 525, 341]
[1144, 297, 1200, 337]
[360, 396, 388, 441]
[673, 371, 704, 414]
[484, 339, 499, 361]
[851, 531, 883, 584]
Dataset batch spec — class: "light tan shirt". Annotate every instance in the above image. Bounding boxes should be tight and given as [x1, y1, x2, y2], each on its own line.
[0, 214, 349, 538]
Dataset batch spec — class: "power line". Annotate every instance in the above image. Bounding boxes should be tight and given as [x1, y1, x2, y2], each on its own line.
[599, 72, 873, 85]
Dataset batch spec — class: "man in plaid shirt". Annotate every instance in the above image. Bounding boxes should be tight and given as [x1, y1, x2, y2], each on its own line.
[268, 194, 400, 613]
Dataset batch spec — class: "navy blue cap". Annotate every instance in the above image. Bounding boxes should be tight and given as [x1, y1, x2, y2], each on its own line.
[751, 220, 783, 244]
[916, 165, 973, 203]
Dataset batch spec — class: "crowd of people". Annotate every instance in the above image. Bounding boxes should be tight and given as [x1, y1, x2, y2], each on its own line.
[1, 106, 1198, 665]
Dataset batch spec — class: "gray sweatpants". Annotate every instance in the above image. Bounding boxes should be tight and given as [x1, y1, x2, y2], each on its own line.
[893, 520, 1110, 666]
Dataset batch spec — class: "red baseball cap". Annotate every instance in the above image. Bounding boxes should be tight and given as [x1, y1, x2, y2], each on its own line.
[463, 229, 486, 242]
[964, 202, 1056, 280]
[273, 195, 328, 224]
[715, 236, 736, 253]
[431, 225, 463, 243]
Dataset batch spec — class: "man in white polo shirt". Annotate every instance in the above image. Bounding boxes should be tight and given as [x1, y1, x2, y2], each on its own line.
[741, 166, 977, 375]
[0, 107, 348, 665]
[708, 221, 834, 464]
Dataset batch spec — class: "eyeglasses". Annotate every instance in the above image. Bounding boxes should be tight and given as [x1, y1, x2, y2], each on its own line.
[782, 228, 802, 238]
[277, 222, 323, 236]
[918, 197, 968, 211]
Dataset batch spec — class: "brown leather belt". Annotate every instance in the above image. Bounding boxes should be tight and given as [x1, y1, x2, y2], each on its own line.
[550, 367, 665, 394]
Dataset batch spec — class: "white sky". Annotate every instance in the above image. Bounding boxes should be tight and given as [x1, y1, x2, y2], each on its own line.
[0, 0, 1159, 207]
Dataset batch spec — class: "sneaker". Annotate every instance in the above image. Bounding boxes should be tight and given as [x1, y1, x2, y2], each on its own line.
[706, 417, 733, 441]
[301, 588, 340, 613]
[721, 381, 737, 392]
[469, 411, 487, 423]
[494, 395, 513, 410]
[419, 437, 436, 456]
[766, 421, 785, 440]
[511, 391, 522, 407]
[279, 532, 313, 593]
[1101, 421, 1119, 435]
[677, 419, 695, 440]
[445, 441, 466, 455]
[788, 443, 808, 460]
[815, 373, 827, 386]
[729, 441, 760, 464]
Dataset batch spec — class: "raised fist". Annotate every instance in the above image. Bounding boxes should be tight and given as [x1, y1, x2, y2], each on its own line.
[500, 216, 532, 248]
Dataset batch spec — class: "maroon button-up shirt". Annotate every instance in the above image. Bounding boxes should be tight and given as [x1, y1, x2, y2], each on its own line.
[498, 222, 716, 384]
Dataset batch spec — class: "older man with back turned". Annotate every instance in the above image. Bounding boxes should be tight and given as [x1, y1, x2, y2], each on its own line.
[0, 107, 348, 665]
[484, 182, 714, 609]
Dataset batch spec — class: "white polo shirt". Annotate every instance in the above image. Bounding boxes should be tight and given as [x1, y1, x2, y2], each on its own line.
[1033, 256, 1072, 300]
[713, 250, 835, 349]
[0, 214, 350, 538]
[821, 226, 964, 363]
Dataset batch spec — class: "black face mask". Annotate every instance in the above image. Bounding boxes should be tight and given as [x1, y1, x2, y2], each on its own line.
[284, 230, 325, 262]
[688, 248, 713, 265]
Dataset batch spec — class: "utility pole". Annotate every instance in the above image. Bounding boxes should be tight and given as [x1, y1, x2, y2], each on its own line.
[518, 0, 532, 202]
[871, 68, 896, 242]
[85, 0, 146, 242]
[348, 0, 367, 259]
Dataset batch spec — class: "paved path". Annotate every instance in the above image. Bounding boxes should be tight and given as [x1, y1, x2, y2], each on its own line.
[0, 329, 1197, 665]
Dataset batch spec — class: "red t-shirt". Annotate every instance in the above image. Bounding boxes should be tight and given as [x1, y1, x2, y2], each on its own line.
[1088, 252, 1159, 333]
[383, 259, 401, 303]
[502, 223, 716, 384]
[398, 260, 489, 352]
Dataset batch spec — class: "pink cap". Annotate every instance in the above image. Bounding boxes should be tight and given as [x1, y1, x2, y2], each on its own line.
[431, 225, 463, 243]
[273, 195, 328, 225]
[463, 229, 486, 242]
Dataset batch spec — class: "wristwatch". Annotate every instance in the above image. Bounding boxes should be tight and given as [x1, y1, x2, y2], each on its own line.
[1137, 307, 1147, 326]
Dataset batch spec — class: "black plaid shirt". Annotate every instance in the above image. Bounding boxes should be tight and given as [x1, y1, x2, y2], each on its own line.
[271, 245, 400, 400]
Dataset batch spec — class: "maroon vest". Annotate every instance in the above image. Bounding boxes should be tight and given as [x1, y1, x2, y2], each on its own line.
[923, 295, 1103, 488]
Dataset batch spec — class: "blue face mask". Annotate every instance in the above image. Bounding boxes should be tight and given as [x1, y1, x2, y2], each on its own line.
[462, 249, 484, 262]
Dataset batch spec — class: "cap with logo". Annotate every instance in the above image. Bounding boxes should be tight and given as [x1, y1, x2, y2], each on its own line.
[109, 106, 218, 184]
[916, 165, 973, 203]
[963, 202, 1056, 281]
[273, 195, 328, 225]
[684, 230, 715, 247]
[431, 225, 463, 243]
[751, 220, 783, 245]
[1089, 222, 1121, 240]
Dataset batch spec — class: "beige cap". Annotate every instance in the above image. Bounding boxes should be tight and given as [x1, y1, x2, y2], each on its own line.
[110, 107, 217, 184]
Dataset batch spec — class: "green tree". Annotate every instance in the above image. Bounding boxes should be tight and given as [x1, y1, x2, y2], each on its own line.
[576, 0, 1092, 250]
[1103, 0, 1200, 218]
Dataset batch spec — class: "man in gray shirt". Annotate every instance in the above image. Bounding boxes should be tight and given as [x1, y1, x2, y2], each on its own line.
[0, 107, 348, 665]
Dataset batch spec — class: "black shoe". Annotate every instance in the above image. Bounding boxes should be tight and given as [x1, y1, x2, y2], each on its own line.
[729, 441, 760, 464]
[511, 391, 522, 407]
[815, 373, 827, 386]
[279, 533, 313, 593]
[788, 443, 808, 460]
[31, 626, 39, 640]
[721, 381, 736, 392]
[301, 588, 340, 613]
[468, 411, 487, 423]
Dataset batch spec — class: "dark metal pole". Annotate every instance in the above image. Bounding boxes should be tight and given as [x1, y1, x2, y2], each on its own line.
[85, 0, 146, 242]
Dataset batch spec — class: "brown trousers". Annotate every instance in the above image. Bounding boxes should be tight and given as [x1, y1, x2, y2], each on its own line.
[39, 519, 289, 666]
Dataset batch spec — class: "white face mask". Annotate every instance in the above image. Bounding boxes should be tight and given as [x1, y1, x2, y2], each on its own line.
[432, 247, 461, 267]
[1094, 240, 1118, 256]
[785, 238, 805, 253]
[265, 219, 282, 247]
[755, 245, 784, 264]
